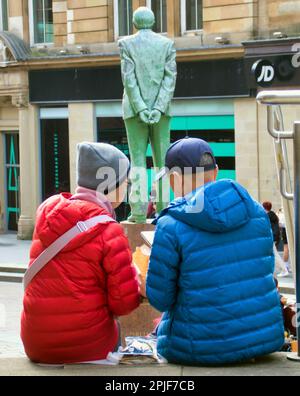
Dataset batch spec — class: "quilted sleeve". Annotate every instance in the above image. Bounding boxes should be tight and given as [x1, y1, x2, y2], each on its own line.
[102, 223, 140, 316]
[146, 216, 180, 312]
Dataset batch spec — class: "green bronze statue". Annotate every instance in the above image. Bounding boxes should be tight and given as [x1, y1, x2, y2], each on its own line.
[119, 6, 177, 224]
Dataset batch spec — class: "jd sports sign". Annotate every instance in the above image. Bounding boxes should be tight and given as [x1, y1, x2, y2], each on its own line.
[252, 60, 275, 87]
[251, 57, 296, 88]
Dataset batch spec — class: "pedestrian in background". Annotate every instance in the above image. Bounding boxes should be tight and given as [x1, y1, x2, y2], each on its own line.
[263, 202, 280, 247]
[278, 208, 291, 275]
[263, 202, 289, 278]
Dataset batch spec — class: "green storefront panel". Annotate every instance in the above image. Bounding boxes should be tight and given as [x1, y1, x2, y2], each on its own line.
[147, 143, 235, 158]
[217, 170, 236, 180]
[210, 143, 235, 157]
[171, 115, 235, 131]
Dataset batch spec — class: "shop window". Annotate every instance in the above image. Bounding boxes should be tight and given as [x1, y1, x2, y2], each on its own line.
[171, 116, 236, 181]
[181, 0, 203, 33]
[29, 0, 53, 45]
[146, 0, 167, 33]
[0, 0, 8, 31]
[40, 118, 70, 200]
[114, 0, 133, 39]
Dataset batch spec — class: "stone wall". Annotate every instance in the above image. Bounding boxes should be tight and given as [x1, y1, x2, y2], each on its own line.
[53, 0, 68, 46]
[203, 0, 258, 43]
[6, 0, 300, 47]
[53, 0, 115, 46]
[66, 0, 111, 45]
[7, 0, 29, 42]
[267, 0, 300, 35]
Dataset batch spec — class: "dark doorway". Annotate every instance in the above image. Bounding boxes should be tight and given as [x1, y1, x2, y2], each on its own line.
[41, 118, 70, 200]
[4, 133, 20, 231]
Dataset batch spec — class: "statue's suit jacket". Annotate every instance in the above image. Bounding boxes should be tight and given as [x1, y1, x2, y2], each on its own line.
[119, 30, 177, 120]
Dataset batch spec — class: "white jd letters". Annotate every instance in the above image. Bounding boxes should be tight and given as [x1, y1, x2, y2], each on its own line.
[257, 65, 275, 83]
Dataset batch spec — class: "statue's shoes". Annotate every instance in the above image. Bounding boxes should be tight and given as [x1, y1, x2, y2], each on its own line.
[127, 215, 147, 224]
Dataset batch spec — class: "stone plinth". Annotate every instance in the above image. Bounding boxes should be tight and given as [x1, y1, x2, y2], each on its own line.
[120, 221, 158, 343]
[119, 300, 161, 346]
[121, 220, 155, 252]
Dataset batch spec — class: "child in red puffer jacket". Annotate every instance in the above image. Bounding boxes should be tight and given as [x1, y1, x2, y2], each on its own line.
[21, 142, 140, 365]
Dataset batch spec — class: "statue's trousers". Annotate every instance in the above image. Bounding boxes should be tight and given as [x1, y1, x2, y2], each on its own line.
[125, 115, 171, 219]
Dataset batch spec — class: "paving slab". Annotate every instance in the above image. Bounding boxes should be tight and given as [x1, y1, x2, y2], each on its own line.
[279, 276, 295, 294]
[0, 234, 30, 267]
[0, 359, 183, 376]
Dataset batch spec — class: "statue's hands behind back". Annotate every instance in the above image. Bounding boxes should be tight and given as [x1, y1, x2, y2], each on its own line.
[149, 109, 162, 125]
[139, 109, 162, 125]
[139, 109, 151, 124]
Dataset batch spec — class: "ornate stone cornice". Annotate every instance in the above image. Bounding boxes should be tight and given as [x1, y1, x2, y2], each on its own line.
[12, 92, 29, 108]
[5, 45, 245, 71]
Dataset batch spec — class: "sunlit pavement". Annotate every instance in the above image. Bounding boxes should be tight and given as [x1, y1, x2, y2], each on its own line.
[0, 282, 25, 358]
[0, 234, 31, 268]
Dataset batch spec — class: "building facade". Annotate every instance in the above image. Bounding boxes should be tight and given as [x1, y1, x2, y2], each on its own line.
[0, 0, 299, 238]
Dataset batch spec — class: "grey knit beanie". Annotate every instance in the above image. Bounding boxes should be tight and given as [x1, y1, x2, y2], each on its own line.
[77, 142, 130, 193]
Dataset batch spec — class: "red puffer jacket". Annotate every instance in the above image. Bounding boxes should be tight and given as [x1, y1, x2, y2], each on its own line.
[21, 193, 140, 364]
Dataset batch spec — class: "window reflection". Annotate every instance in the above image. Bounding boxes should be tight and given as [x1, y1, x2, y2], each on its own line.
[33, 0, 53, 44]
[118, 0, 133, 37]
[186, 0, 203, 31]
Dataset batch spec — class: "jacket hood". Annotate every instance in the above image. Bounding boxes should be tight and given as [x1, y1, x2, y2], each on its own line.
[157, 180, 261, 233]
[35, 193, 109, 250]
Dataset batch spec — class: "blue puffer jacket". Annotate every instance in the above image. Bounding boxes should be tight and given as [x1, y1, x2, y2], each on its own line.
[147, 180, 284, 365]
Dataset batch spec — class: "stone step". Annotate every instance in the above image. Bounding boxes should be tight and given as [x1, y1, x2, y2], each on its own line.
[0, 265, 26, 274]
[280, 286, 295, 295]
[0, 272, 23, 283]
[279, 279, 295, 295]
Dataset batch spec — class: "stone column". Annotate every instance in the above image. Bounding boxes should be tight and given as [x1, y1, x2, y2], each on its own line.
[53, 0, 68, 46]
[68, 103, 96, 194]
[13, 93, 37, 240]
[257, 0, 269, 38]
[234, 98, 260, 201]
[167, 0, 180, 37]
[8, 0, 29, 42]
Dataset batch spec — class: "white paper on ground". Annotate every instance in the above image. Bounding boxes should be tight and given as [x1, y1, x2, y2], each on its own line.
[79, 352, 123, 366]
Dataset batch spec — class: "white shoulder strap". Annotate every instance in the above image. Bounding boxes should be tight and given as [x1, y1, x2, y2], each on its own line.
[23, 215, 116, 291]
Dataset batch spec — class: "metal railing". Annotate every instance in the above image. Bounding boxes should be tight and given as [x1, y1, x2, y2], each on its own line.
[257, 90, 300, 105]
[257, 90, 300, 362]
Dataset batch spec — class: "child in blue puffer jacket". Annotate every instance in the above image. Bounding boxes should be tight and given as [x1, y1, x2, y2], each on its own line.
[146, 138, 284, 366]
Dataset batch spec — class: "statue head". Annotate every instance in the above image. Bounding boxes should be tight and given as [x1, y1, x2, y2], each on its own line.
[133, 7, 155, 30]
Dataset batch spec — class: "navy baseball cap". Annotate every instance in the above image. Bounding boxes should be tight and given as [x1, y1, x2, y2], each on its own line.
[156, 137, 217, 181]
